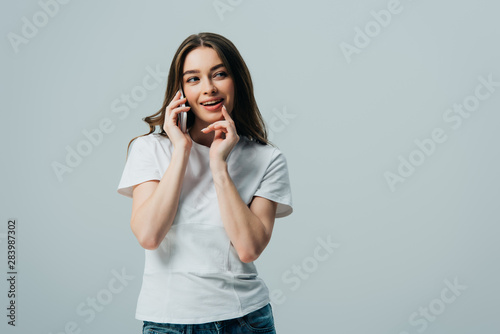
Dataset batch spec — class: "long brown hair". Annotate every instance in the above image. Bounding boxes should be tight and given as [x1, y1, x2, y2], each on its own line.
[124, 32, 274, 159]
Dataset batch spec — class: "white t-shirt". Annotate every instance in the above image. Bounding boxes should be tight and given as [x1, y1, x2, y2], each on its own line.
[117, 132, 293, 324]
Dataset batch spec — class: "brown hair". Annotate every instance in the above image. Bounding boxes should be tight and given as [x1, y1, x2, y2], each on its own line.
[124, 32, 274, 159]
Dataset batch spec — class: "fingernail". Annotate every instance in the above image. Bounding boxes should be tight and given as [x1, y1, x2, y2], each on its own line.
[201, 127, 207, 132]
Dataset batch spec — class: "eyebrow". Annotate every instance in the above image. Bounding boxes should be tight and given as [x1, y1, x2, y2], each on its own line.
[182, 63, 225, 77]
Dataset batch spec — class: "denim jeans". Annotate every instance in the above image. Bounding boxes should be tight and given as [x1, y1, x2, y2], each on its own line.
[142, 303, 276, 334]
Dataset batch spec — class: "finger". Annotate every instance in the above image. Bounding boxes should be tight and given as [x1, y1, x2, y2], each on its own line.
[207, 120, 228, 128]
[167, 100, 187, 116]
[171, 106, 190, 120]
[174, 105, 191, 112]
[222, 105, 234, 122]
[175, 96, 187, 105]
[214, 128, 224, 140]
[171, 90, 181, 104]
[166, 95, 178, 114]
[207, 119, 235, 135]
[201, 122, 228, 133]
[166, 103, 189, 118]
[170, 92, 186, 106]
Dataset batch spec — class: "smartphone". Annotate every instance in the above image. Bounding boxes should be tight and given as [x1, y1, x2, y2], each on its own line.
[178, 84, 188, 133]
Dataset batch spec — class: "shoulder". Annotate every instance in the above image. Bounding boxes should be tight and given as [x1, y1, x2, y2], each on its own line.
[239, 136, 273, 153]
[127, 133, 173, 161]
[138, 132, 166, 143]
[132, 133, 171, 149]
[238, 136, 286, 164]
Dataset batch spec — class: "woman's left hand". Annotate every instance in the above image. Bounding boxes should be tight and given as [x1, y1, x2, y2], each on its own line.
[202, 105, 239, 168]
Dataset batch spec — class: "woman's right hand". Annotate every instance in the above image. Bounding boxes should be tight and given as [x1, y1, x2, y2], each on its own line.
[163, 90, 192, 151]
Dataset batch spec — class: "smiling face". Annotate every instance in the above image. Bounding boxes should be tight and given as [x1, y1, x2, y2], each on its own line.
[182, 46, 235, 130]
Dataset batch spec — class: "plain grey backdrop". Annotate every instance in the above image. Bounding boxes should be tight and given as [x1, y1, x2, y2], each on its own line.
[1, 0, 499, 333]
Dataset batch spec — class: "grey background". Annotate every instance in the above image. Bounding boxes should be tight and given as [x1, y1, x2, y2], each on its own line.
[1, 0, 499, 333]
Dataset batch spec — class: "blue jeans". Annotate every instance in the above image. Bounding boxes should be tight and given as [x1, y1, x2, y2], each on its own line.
[142, 303, 276, 333]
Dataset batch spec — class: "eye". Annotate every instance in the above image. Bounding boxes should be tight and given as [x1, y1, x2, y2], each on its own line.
[214, 71, 227, 78]
[186, 76, 199, 83]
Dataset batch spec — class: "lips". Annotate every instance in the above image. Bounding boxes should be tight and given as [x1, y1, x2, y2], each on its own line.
[201, 98, 224, 106]
[200, 99, 224, 111]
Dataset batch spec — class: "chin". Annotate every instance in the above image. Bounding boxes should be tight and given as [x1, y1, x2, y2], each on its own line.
[194, 110, 223, 121]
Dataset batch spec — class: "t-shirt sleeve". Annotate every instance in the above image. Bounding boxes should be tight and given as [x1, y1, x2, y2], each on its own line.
[253, 148, 293, 218]
[116, 136, 162, 198]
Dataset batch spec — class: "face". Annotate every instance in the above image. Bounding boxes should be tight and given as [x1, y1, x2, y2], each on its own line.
[182, 47, 235, 128]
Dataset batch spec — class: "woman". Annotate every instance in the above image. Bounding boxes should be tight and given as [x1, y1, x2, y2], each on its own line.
[117, 32, 293, 333]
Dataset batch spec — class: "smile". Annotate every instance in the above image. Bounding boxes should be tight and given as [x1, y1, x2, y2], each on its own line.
[200, 99, 224, 111]
[201, 98, 224, 106]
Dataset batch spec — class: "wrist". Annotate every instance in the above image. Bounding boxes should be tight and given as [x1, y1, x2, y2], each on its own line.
[173, 145, 191, 159]
[211, 165, 230, 187]
[210, 159, 227, 171]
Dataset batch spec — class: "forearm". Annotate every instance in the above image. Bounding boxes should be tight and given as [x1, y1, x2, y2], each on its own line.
[212, 163, 268, 263]
[131, 147, 190, 249]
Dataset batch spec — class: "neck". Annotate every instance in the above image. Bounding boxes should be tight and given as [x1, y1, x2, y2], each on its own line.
[189, 122, 214, 148]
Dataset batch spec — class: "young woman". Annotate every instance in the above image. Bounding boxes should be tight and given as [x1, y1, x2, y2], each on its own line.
[117, 32, 293, 334]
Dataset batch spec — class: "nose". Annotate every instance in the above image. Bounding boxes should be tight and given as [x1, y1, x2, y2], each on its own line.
[202, 78, 217, 95]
